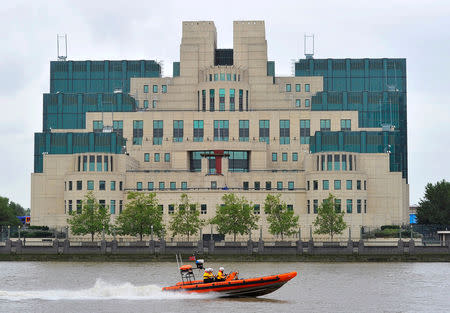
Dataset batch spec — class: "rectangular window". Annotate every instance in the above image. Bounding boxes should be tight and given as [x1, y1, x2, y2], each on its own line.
[253, 204, 260, 215]
[219, 88, 225, 111]
[286, 84, 291, 92]
[238, 89, 243, 111]
[321, 155, 325, 171]
[147, 182, 154, 190]
[246, 90, 249, 111]
[173, 120, 183, 142]
[334, 155, 340, 171]
[295, 99, 301, 107]
[110, 200, 116, 214]
[287, 205, 293, 212]
[159, 182, 165, 190]
[239, 120, 249, 142]
[209, 89, 215, 112]
[272, 153, 277, 162]
[364, 200, 367, 213]
[170, 182, 176, 190]
[211, 181, 217, 190]
[335, 199, 341, 213]
[162, 85, 167, 93]
[320, 119, 331, 131]
[154, 153, 160, 162]
[87, 180, 94, 190]
[357, 199, 362, 213]
[313, 199, 318, 214]
[282, 152, 288, 162]
[152, 100, 157, 108]
[76, 200, 82, 214]
[220, 73, 225, 81]
[214, 120, 229, 141]
[68, 200, 72, 214]
[327, 154, 332, 171]
[357, 180, 361, 190]
[229, 89, 235, 111]
[227, 73, 231, 81]
[254, 181, 260, 190]
[295, 84, 301, 92]
[96, 155, 102, 172]
[181, 182, 187, 190]
[144, 85, 149, 93]
[305, 99, 310, 107]
[313, 180, 318, 190]
[164, 153, 170, 162]
[300, 120, 310, 144]
[346, 180, 353, 190]
[82, 156, 87, 171]
[259, 120, 270, 143]
[347, 199, 353, 213]
[202, 90, 206, 111]
[364, 180, 367, 190]
[193, 120, 204, 142]
[169, 204, 174, 215]
[113, 120, 123, 137]
[342, 154, 347, 171]
[265, 181, 272, 190]
[136, 182, 143, 191]
[153, 85, 158, 93]
[111, 181, 116, 191]
[133, 120, 143, 145]
[279, 120, 290, 144]
[307, 181, 310, 190]
[89, 155, 95, 171]
[99, 200, 105, 209]
[214, 74, 218, 81]
[119, 200, 123, 214]
[277, 181, 283, 190]
[93, 120, 103, 133]
[305, 84, 310, 92]
[323, 180, 329, 190]
[349, 155, 353, 171]
[144, 153, 150, 162]
[340, 119, 351, 131]
[243, 181, 249, 190]
[153, 120, 163, 145]
[201, 204, 207, 215]
[334, 180, 341, 190]
[288, 181, 294, 190]
[119, 181, 123, 191]
[144, 100, 149, 108]
[292, 152, 298, 161]
[307, 200, 310, 214]
[76, 180, 82, 190]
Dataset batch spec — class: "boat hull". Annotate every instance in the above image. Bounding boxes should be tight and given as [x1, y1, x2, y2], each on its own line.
[162, 271, 297, 297]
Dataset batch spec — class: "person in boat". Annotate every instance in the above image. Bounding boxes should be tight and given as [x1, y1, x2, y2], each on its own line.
[215, 267, 226, 281]
[203, 268, 214, 283]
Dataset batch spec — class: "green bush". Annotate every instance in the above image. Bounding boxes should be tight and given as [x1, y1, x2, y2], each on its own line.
[380, 225, 401, 230]
[27, 225, 49, 231]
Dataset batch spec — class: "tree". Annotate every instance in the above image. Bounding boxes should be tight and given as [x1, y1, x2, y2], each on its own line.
[210, 194, 259, 241]
[0, 196, 20, 226]
[116, 192, 164, 241]
[67, 192, 111, 241]
[416, 180, 450, 225]
[264, 194, 299, 240]
[313, 194, 347, 240]
[169, 193, 204, 241]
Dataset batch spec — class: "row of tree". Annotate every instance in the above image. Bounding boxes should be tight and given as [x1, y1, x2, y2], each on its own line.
[0, 196, 28, 226]
[68, 191, 348, 241]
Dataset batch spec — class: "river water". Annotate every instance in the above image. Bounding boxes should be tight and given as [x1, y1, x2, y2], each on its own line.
[0, 261, 448, 313]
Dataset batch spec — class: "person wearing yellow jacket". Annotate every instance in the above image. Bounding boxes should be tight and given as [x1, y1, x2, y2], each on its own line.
[216, 267, 226, 281]
[203, 268, 214, 283]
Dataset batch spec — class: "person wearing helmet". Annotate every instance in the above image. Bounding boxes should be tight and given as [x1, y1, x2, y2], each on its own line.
[203, 268, 214, 283]
[216, 267, 226, 281]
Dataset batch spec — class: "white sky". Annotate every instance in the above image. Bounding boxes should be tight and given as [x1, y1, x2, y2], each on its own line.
[0, 0, 449, 208]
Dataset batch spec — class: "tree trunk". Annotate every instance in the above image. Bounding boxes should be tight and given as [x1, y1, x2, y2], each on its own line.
[234, 233, 236, 242]
[281, 232, 284, 241]
[140, 233, 143, 241]
[187, 232, 190, 242]
[91, 232, 94, 242]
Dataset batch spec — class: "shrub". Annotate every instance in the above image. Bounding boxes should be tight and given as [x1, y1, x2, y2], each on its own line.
[380, 225, 401, 230]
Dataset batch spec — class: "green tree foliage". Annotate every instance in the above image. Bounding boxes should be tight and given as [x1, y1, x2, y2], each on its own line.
[116, 192, 164, 241]
[416, 180, 450, 225]
[211, 194, 259, 241]
[67, 192, 111, 241]
[0, 196, 21, 226]
[313, 194, 347, 240]
[264, 194, 299, 240]
[169, 193, 204, 241]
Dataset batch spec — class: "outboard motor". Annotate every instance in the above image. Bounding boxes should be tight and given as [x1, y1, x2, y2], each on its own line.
[195, 259, 204, 269]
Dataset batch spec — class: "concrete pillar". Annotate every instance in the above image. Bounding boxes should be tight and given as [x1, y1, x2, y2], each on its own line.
[348, 227, 352, 241]
[15, 239, 22, 254]
[222, 157, 229, 175]
[201, 157, 208, 175]
[63, 239, 70, 254]
[308, 239, 314, 254]
[247, 240, 253, 254]
[5, 239, 12, 254]
[53, 239, 59, 254]
[159, 238, 166, 254]
[296, 240, 303, 254]
[197, 240, 204, 254]
[258, 238, 264, 254]
[408, 239, 415, 254]
[397, 239, 404, 254]
[208, 239, 215, 254]
[101, 240, 107, 254]
[111, 240, 118, 254]
[358, 239, 365, 254]
[347, 240, 354, 253]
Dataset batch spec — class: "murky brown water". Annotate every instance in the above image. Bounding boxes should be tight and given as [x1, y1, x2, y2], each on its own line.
[0, 261, 448, 313]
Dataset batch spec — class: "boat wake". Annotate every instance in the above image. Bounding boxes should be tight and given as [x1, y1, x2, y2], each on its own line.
[0, 279, 215, 301]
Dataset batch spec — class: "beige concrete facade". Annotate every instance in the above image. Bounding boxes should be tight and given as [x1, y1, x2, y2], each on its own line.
[31, 21, 409, 240]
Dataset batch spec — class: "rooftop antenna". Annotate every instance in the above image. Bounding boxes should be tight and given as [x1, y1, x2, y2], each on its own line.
[57, 34, 67, 61]
[304, 34, 314, 59]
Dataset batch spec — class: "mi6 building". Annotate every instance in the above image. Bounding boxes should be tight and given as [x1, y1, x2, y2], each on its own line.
[31, 21, 408, 240]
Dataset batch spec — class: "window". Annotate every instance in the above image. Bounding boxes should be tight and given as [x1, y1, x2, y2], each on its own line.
[341, 119, 351, 131]
[202, 90, 206, 111]
[347, 199, 353, 213]
[154, 153, 160, 162]
[87, 180, 94, 190]
[327, 154, 332, 171]
[357, 180, 361, 190]
[211, 181, 217, 189]
[288, 181, 294, 190]
[173, 120, 183, 142]
[287, 205, 294, 212]
[239, 89, 243, 111]
[152, 100, 157, 108]
[321, 155, 325, 171]
[181, 182, 187, 190]
[346, 180, 353, 190]
[159, 182, 165, 190]
[334, 155, 340, 171]
[313, 180, 318, 190]
[229, 89, 235, 111]
[144, 100, 149, 108]
[227, 73, 231, 81]
[334, 180, 341, 190]
[89, 155, 95, 171]
[282, 152, 288, 162]
[300, 120, 310, 144]
[243, 181, 249, 190]
[320, 119, 331, 131]
[144, 153, 150, 162]
[209, 89, 215, 112]
[110, 200, 116, 214]
[307, 200, 310, 214]
[265, 181, 272, 190]
[113, 120, 123, 137]
[357, 199, 362, 213]
[220, 73, 225, 81]
[214, 74, 218, 81]
[144, 85, 149, 93]
[313, 199, 318, 214]
[364, 200, 367, 213]
[136, 182, 142, 191]
[254, 204, 260, 215]
[193, 120, 204, 142]
[323, 180, 329, 190]
[286, 84, 291, 92]
[170, 182, 176, 190]
[364, 180, 367, 190]
[148, 182, 154, 190]
[272, 153, 277, 162]
[259, 120, 270, 143]
[153, 120, 163, 145]
[219, 88, 225, 111]
[68, 200, 72, 214]
[277, 181, 283, 190]
[76, 200, 82, 214]
[119, 181, 123, 191]
[307, 181, 310, 190]
[254, 181, 260, 190]
[295, 84, 301, 92]
[99, 200, 105, 209]
[93, 120, 103, 133]
[96, 155, 102, 171]
[153, 85, 158, 93]
[239, 120, 249, 142]
[335, 199, 341, 212]
[133, 120, 143, 145]
[201, 204, 207, 215]
[162, 85, 167, 93]
[169, 204, 174, 215]
[342, 154, 347, 171]
[165, 153, 170, 162]
[77, 180, 82, 190]
[119, 200, 123, 214]
[305, 84, 310, 92]
[214, 120, 229, 141]
[111, 181, 116, 191]
[279, 120, 290, 144]
[295, 99, 301, 107]
[349, 154, 353, 171]
[292, 152, 298, 161]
